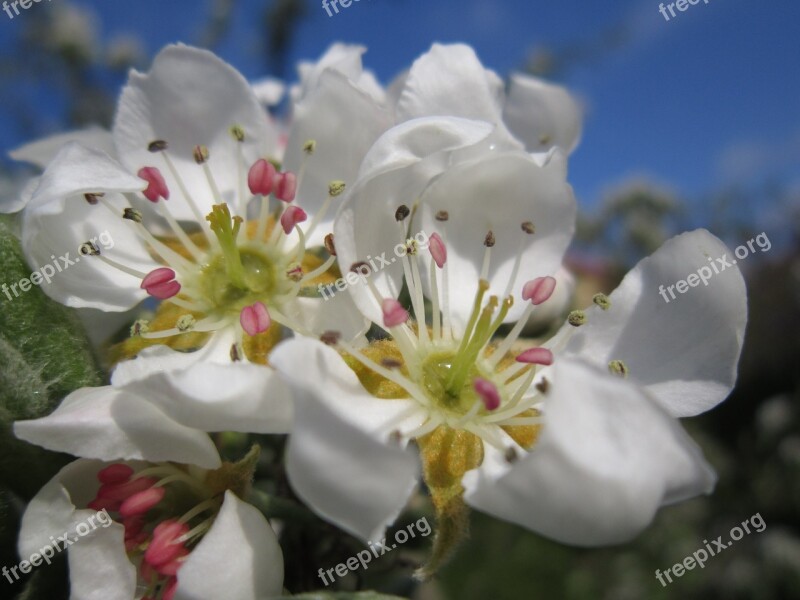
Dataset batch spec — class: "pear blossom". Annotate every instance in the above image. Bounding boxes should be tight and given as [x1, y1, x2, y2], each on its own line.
[13, 386, 284, 600]
[268, 110, 747, 575]
[16, 43, 392, 389]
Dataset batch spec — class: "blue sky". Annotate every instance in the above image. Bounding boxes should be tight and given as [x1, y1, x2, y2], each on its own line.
[1, 0, 798, 216]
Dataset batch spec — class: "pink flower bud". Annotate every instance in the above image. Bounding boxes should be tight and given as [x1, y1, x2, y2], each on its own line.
[138, 166, 170, 202]
[280, 205, 307, 234]
[428, 232, 447, 268]
[522, 276, 556, 305]
[473, 378, 501, 411]
[515, 347, 554, 366]
[247, 159, 276, 196]
[381, 298, 409, 328]
[141, 268, 181, 300]
[240, 302, 271, 336]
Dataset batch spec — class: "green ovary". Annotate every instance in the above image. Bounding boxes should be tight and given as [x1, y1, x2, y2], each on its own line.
[197, 246, 289, 316]
[421, 350, 487, 416]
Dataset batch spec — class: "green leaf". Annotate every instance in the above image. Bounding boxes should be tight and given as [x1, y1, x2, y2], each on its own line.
[0, 220, 100, 499]
[0, 220, 103, 412]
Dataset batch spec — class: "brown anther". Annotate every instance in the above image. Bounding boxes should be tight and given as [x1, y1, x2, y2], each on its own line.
[389, 430, 403, 446]
[148, 140, 168, 153]
[535, 377, 550, 395]
[350, 261, 371, 275]
[84, 193, 104, 205]
[504, 447, 519, 463]
[193, 145, 209, 164]
[395, 205, 410, 222]
[484, 230, 496, 247]
[324, 233, 337, 256]
[320, 331, 341, 346]
[380, 357, 403, 369]
[521, 221, 535, 234]
[435, 210, 449, 222]
[302, 140, 316, 155]
[230, 344, 242, 362]
[122, 207, 143, 223]
[79, 242, 100, 256]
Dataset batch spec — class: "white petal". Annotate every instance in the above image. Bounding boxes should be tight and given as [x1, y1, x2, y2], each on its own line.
[119, 361, 293, 434]
[0, 174, 38, 214]
[18, 460, 137, 600]
[114, 44, 278, 221]
[334, 117, 494, 324]
[283, 69, 391, 247]
[292, 43, 375, 102]
[417, 151, 576, 332]
[30, 142, 145, 206]
[463, 358, 716, 546]
[270, 338, 421, 542]
[14, 386, 221, 468]
[10, 126, 116, 169]
[251, 76, 286, 107]
[176, 491, 283, 600]
[397, 44, 513, 143]
[110, 328, 239, 387]
[503, 73, 583, 154]
[21, 189, 156, 311]
[291, 293, 370, 344]
[561, 229, 748, 417]
[67, 522, 136, 600]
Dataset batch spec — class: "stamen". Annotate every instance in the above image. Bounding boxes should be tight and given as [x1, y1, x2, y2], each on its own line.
[300, 255, 336, 284]
[382, 298, 409, 328]
[239, 302, 271, 336]
[303, 180, 344, 241]
[324, 233, 336, 256]
[473, 378, 501, 411]
[592, 293, 611, 310]
[568, 310, 587, 327]
[522, 276, 557, 305]
[480, 231, 494, 280]
[428, 232, 447, 268]
[608, 360, 628, 378]
[141, 268, 181, 299]
[119, 487, 166, 518]
[280, 205, 307, 235]
[248, 158, 276, 196]
[98, 464, 134, 485]
[515, 347, 554, 365]
[429, 256, 441, 341]
[157, 150, 216, 246]
[274, 172, 297, 203]
[138, 167, 170, 203]
[395, 205, 410, 222]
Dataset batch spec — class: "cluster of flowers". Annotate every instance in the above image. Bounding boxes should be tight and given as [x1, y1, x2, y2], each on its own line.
[6, 41, 747, 599]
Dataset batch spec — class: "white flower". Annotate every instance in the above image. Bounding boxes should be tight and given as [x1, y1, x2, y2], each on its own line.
[17, 43, 394, 388]
[14, 386, 284, 600]
[395, 43, 582, 154]
[268, 113, 747, 571]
